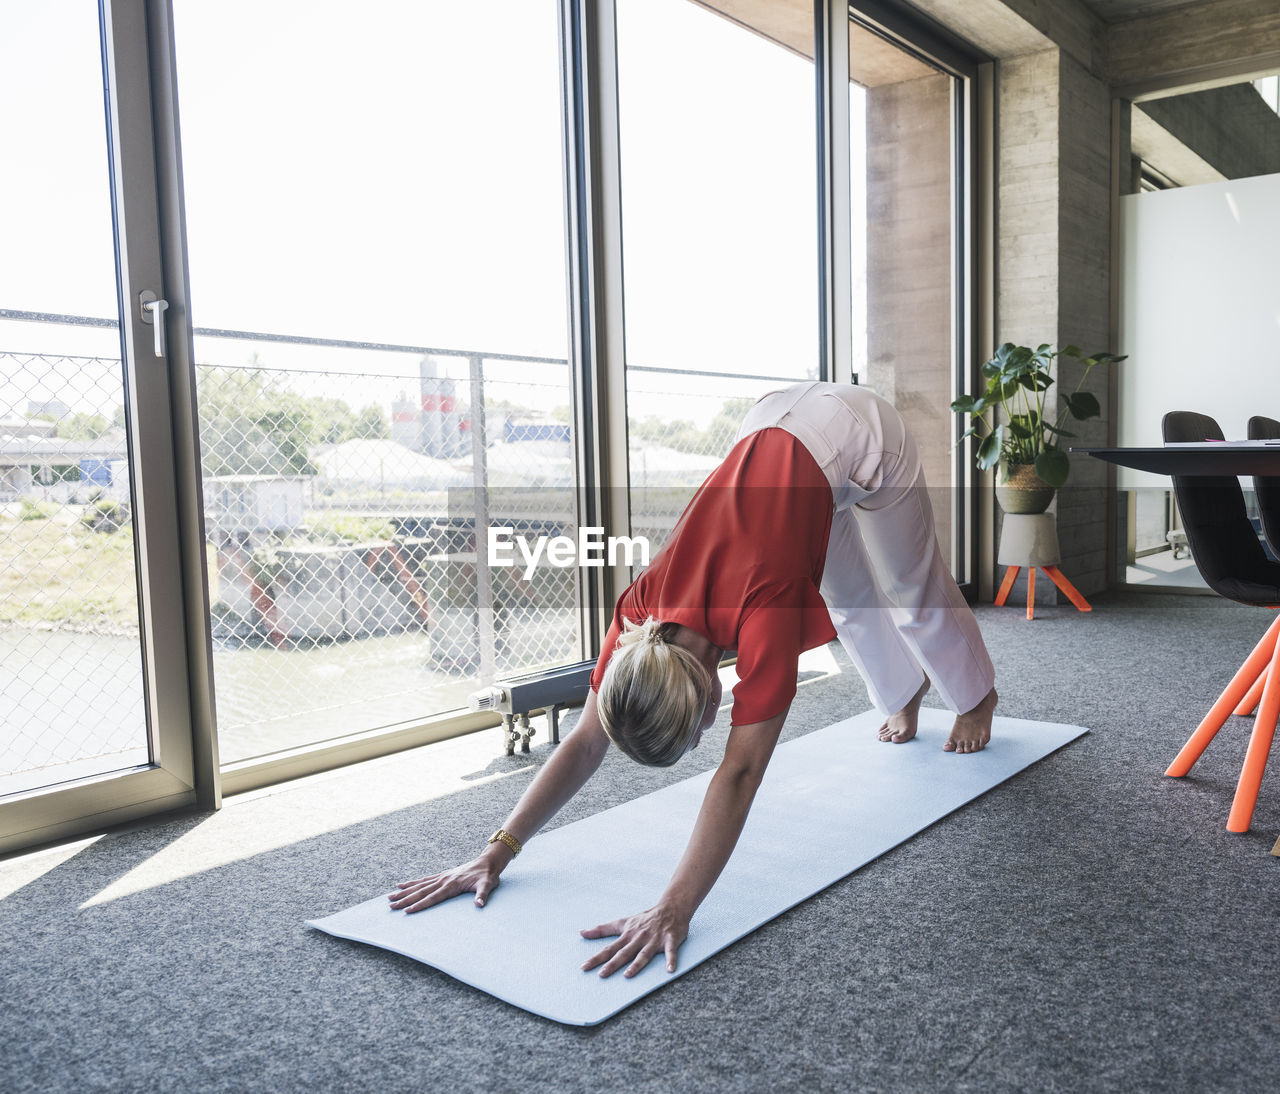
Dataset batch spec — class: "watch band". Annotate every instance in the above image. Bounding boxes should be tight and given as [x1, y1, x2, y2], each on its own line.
[487, 828, 522, 856]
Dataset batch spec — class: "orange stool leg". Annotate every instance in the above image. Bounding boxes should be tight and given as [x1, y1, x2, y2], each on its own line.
[1234, 668, 1267, 717]
[1041, 565, 1093, 613]
[995, 566, 1019, 607]
[1166, 614, 1280, 777]
[1227, 633, 1280, 833]
[1026, 567, 1036, 621]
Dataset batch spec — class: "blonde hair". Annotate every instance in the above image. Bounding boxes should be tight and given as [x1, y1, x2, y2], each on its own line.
[596, 616, 712, 767]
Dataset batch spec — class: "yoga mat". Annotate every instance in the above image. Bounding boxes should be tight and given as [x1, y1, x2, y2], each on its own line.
[309, 709, 1086, 1026]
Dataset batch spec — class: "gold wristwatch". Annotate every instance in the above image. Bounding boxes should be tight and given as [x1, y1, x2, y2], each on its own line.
[486, 828, 522, 856]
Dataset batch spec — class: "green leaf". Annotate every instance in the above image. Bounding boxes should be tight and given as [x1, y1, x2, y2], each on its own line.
[1042, 422, 1076, 438]
[993, 344, 1031, 379]
[1064, 391, 1101, 420]
[981, 345, 1011, 377]
[1018, 371, 1053, 392]
[1060, 344, 1081, 358]
[1035, 447, 1070, 488]
[976, 427, 1003, 471]
[950, 394, 977, 413]
[1007, 353, 1036, 379]
[1009, 419, 1034, 439]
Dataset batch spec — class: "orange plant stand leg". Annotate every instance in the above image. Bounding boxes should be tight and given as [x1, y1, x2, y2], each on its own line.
[1227, 632, 1280, 833]
[1041, 565, 1093, 612]
[995, 566, 1020, 607]
[1026, 566, 1036, 620]
[1166, 614, 1280, 778]
[1233, 668, 1267, 717]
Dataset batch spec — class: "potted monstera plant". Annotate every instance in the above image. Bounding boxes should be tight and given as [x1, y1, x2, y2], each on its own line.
[950, 342, 1126, 513]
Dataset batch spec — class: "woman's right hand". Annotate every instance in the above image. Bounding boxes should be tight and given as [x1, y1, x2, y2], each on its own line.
[387, 854, 503, 912]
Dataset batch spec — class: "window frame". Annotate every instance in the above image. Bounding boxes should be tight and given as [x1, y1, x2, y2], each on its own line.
[0, 0, 203, 853]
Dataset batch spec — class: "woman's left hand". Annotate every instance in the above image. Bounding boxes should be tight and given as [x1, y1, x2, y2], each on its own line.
[580, 903, 690, 978]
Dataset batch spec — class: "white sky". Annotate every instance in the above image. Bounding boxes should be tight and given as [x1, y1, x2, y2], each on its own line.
[1, 0, 866, 420]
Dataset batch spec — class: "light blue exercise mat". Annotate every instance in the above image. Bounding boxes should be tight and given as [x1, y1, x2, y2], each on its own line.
[308, 709, 1087, 1026]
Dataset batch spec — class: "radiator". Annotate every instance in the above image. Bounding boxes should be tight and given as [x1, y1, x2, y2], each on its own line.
[468, 660, 594, 755]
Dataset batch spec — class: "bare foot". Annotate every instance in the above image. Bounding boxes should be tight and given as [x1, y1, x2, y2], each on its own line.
[944, 687, 998, 754]
[878, 675, 930, 744]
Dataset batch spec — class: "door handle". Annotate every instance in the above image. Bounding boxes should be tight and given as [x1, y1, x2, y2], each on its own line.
[139, 290, 169, 358]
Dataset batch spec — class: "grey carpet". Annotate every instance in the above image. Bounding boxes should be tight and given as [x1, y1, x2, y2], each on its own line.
[2, 591, 1278, 1093]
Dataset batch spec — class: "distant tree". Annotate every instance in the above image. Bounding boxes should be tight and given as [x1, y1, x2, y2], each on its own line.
[305, 397, 357, 446]
[355, 403, 390, 440]
[629, 397, 755, 458]
[197, 368, 314, 476]
[702, 397, 754, 455]
[58, 412, 111, 440]
[631, 415, 705, 453]
[196, 365, 403, 476]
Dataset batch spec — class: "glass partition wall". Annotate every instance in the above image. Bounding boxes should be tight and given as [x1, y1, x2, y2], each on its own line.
[0, 0, 981, 852]
[1117, 71, 1280, 590]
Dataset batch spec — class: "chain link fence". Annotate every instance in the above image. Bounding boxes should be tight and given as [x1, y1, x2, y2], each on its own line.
[0, 352, 147, 793]
[4, 343, 842, 784]
[195, 351, 591, 762]
[625, 374, 782, 562]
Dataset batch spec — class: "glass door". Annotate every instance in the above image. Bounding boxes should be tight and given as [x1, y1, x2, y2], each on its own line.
[0, 0, 200, 851]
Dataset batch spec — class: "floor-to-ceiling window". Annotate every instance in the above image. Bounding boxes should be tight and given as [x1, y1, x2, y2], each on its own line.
[615, 0, 819, 554]
[850, 7, 978, 587]
[172, 0, 580, 768]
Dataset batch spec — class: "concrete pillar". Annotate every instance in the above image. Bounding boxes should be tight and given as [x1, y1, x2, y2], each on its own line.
[995, 48, 1113, 603]
[1054, 52, 1113, 597]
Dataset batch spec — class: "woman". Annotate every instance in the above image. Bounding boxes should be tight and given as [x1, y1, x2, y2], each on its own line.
[389, 382, 998, 979]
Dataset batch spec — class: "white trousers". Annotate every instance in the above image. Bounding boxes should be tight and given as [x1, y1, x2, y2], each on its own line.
[737, 381, 995, 715]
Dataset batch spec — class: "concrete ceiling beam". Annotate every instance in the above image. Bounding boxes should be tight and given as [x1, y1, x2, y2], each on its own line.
[1108, 0, 1280, 98]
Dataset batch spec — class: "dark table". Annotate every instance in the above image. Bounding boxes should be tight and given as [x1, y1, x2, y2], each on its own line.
[1074, 443, 1280, 476]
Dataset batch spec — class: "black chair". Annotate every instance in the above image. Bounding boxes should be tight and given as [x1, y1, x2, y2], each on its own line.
[1162, 411, 1280, 832]
[1248, 414, 1280, 555]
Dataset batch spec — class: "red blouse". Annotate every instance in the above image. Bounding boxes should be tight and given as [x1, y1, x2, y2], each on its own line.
[590, 428, 836, 725]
